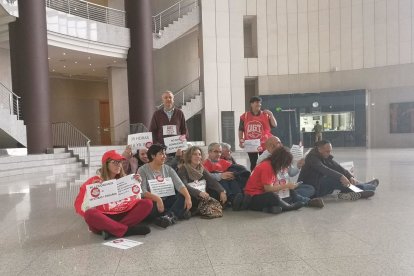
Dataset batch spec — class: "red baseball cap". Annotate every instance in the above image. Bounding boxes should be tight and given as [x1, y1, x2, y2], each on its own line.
[101, 150, 125, 164]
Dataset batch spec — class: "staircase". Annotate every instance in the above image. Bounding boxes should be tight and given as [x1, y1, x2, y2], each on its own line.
[152, 0, 200, 49]
[0, 82, 26, 148]
[181, 92, 203, 120]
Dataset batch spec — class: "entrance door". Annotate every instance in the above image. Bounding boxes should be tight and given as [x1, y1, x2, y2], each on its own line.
[99, 101, 111, 145]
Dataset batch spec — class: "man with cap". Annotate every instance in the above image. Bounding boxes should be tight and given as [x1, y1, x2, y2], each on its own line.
[238, 96, 277, 171]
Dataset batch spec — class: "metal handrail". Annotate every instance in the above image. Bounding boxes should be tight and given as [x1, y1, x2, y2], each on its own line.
[156, 77, 200, 109]
[45, 0, 126, 27]
[152, 0, 199, 34]
[0, 81, 22, 120]
[52, 121, 91, 167]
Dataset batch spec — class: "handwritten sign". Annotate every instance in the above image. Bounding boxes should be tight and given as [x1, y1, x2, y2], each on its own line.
[162, 125, 177, 136]
[187, 179, 206, 192]
[127, 132, 153, 152]
[148, 176, 176, 197]
[243, 139, 261, 152]
[291, 144, 303, 160]
[86, 174, 141, 208]
[163, 135, 187, 154]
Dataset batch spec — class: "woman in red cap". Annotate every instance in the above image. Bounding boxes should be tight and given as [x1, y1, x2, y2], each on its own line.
[74, 150, 153, 240]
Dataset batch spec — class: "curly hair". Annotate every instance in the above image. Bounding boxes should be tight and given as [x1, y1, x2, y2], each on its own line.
[264, 146, 293, 175]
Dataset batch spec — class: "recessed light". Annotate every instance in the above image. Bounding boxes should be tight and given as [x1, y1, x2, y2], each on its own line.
[88, 56, 91, 60]
[63, 65, 66, 68]
[89, 63, 92, 66]
[74, 61, 78, 64]
[113, 60, 117, 63]
[92, 69, 96, 71]
[48, 57, 51, 60]
[63, 52, 66, 55]
[52, 69, 55, 72]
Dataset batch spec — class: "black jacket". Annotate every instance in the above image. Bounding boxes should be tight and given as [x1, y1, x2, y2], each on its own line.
[298, 148, 352, 196]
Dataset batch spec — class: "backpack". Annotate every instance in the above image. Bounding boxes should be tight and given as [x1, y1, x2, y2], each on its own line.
[198, 197, 223, 219]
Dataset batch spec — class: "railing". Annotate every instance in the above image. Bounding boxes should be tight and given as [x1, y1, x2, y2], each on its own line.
[0, 82, 21, 120]
[45, 0, 126, 27]
[52, 122, 91, 167]
[130, 123, 149, 135]
[156, 77, 200, 109]
[152, 0, 199, 34]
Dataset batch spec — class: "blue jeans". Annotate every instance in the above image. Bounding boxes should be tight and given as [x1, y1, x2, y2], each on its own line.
[149, 193, 187, 219]
[355, 182, 377, 191]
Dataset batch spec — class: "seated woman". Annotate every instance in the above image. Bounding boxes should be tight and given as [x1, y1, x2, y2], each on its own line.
[177, 146, 227, 213]
[74, 150, 153, 240]
[244, 147, 321, 214]
[138, 144, 192, 228]
[122, 146, 150, 174]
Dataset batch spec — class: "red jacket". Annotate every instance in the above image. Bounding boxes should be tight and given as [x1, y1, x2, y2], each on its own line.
[203, 159, 232, 173]
[74, 176, 141, 217]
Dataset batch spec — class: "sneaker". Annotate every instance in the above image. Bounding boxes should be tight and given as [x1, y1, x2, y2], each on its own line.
[338, 192, 361, 201]
[180, 210, 191, 220]
[366, 179, 379, 188]
[307, 198, 324, 208]
[153, 215, 173, 228]
[232, 193, 243, 211]
[168, 212, 178, 224]
[262, 206, 283, 214]
[359, 190, 375, 199]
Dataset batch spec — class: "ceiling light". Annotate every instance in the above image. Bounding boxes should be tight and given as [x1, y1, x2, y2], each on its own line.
[113, 60, 117, 63]
[52, 69, 55, 72]
[74, 61, 78, 64]
[89, 63, 92, 66]
[63, 65, 66, 68]
[92, 69, 96, 71]
[63, 52, 66, 55]
[48, 57, 51, 60]
[88, 56, 91, 59]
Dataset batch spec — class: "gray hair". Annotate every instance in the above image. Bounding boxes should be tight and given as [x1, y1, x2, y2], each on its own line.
[220, 142, 231, 150]
[208, 142, 221, 152]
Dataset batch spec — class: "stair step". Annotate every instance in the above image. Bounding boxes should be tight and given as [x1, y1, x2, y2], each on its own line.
[0, 162, 82, 178]
[0, 152, 72, 165]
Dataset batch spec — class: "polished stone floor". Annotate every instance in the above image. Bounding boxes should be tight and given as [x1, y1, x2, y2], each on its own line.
[1, 148, 414, 275]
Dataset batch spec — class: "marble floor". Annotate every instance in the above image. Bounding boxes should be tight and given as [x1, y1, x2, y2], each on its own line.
[1, 148, 414, 275]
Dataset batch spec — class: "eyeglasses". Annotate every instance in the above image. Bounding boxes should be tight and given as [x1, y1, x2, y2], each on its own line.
[213, 150, 222, 154]
[110, 160, 122, 166]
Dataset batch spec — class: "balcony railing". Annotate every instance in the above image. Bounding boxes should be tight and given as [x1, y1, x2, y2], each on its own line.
[0, 82, 21, 120]
[45, 0, 126, 27]
[156, 77, 200, 109]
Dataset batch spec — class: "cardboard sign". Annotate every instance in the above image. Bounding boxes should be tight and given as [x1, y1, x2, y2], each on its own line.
[187, 179, 206, 192]
[148, 176, 176, 197]
[162, 125, 177, 136]
[86, 174, 141, 208]
[291, 144, 304, 160]
[243, 139, 261, 152]
[127, 132, 153, 152]
[103, 238, 143, 249]
[163, 135, 187, 154]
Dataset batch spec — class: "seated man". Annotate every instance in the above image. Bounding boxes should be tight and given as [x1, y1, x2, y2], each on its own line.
[203, 142, 250, 210]
[220, 142, 237, 164]
[298, 140, 378, 200]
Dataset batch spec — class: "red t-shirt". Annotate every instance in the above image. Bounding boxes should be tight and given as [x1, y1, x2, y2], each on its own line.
[203, 159, 232, 173]
[240, 111, 273, 152]
[244, 161, 277, 196]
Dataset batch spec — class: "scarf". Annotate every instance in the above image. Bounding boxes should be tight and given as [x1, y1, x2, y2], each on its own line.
[184, 163, 204, 181]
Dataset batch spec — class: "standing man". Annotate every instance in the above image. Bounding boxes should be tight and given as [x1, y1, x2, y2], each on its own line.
[238, 96, 277, 171]
[313, 121, 323, 142]
[150, 91, 188, 165]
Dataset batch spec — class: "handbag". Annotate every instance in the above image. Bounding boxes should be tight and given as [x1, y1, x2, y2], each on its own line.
[198, 197, 223, 219]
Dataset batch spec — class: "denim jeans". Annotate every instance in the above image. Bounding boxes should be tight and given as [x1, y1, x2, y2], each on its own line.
[317, 176, 350, 197]
[149, 193, 187, 219]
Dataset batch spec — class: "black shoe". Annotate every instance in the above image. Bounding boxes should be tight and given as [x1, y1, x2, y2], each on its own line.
[276, 196, 304, 211]
[359, 190, 375, 199]
[262, 206, 282, 214]
[232, 193, 243, 211]
[125, 225, 151, 236]
[102, 231, 113, 240]
[180, 210, 191, 220]
[153, 215, 173, 228]
[307, 198, 324, 208]
[241, 194, 252, 210]
[168, 212, 178, 223]
[366, 179, 379, 188]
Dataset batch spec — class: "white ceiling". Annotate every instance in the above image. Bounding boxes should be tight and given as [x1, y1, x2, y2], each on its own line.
[48, 45, 126, 81]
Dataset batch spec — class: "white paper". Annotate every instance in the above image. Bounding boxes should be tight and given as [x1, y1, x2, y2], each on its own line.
[163, 135, 188, 154]
[103, 238, 143, 249]
[162, 125, 177, 136]
[148, 176, 176, 197]
[348, 184, 363, 193]
[127, 132, 153, 152]
[290, 144, 303, 160]
[278, 188, 290, 199]
[340, 161, 355, 174]
[243, 139, 262, 152]
[86, 175, 142, 208]
[187, 179, 206, 192]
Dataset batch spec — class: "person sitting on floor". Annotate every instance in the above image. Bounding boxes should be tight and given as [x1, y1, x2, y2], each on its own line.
[74, 150, 153, 240]
[203, 142, 250, 210]
[244, 147, 313, 214]
[177, 146, 227, 215]
[122, 146, 150, 174]
[220, 142, 237, 164]
[138, 144, 192, 228]
[298, 140, 378, 200]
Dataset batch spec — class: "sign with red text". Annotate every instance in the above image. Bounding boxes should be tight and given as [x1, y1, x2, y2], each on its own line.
[164, 135, 187, 154]
[127, 132, 153, 152]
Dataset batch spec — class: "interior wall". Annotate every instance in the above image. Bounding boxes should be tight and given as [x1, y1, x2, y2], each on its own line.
[50, 78, 108, 145]
[107, 0, 124, 10]
[0, 48, 12, 91]
[153, 30, 200, 104]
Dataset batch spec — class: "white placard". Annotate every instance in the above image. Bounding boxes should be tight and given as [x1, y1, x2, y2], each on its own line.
[187, 179, 206, 192]
[290, 144, 303, 160]
[340, 161, 355, 174]
[127, 132, 153, 152]
[348, 184, 363, 193]
[278, 188, 290, 199]
[86, 175, 142, 208]
[163, 135, 187, 154]
[243, 139, 262, 152]
[148, 176, 176, 197]
[103, 238, 143, 249]
[162, 125, 178, 136]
